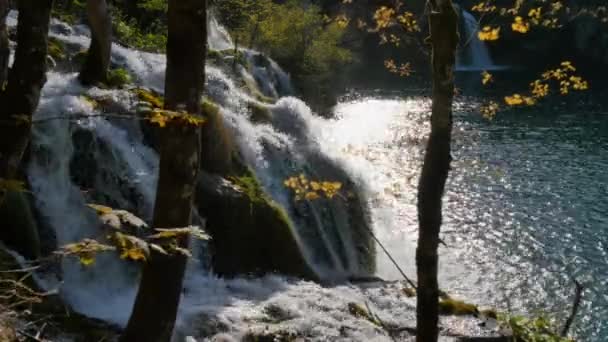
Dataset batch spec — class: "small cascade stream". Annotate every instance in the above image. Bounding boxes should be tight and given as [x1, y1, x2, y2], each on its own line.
[457, 10, 503, 71]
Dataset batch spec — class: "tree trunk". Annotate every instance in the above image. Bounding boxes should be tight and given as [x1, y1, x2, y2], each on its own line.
[120, 1, 206, 341]
[416, 1, 458, 341]
[0, 0, 53, 183]
[79, 0, 112, 85]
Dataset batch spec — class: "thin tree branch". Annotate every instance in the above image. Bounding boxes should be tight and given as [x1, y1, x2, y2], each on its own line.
[561, 278, 583, 337]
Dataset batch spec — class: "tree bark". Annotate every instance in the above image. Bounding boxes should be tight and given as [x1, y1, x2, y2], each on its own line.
[79, 0, 112, 85]
[0, 0, 53, 183]
[120, 1, 206, 341]
[416, 0, 458, 341]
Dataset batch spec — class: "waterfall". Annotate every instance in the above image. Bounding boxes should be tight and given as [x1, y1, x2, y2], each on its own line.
[208, 15, 233, 51]
[17, 11, 374, 330]
[457, 10, 501, 71]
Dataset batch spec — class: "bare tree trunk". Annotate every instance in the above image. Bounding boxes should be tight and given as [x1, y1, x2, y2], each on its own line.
[416, 0, 458, 341]
[0, 0, 53, 183]
[79, 0, 112, 85]
[120, 1, 206, 341]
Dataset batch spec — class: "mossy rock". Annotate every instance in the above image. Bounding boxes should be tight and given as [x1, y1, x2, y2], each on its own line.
[48, 37, 66, 61]
[438, 297, 479, 316]
[248, 101, 272, 124]
[104, 68, 133, 89]
[207, 49, 224, 65]
[70, 49, 88, 67]
[219, 49, 248, 68]
[196, 169, 317, 280]
[0, 191, 42, 260]
[200, 99, 234, 175]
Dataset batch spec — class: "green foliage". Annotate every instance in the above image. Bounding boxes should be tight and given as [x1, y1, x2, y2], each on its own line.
[105, 68, 133, 89]
[215, 0, 351, 89]
[253, 1, 352, 76]
[499, 314, 572, 342]
[113, 16, 167, 52]
[137, 0, 167, 12]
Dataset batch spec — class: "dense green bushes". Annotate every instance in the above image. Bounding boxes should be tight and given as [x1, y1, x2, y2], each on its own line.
[214, 0, 353, 109]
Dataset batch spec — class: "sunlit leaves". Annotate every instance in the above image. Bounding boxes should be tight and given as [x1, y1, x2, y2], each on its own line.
[478, 26, 500, 41]
[480, 101, 500, 120]
[540, 61, 588, 95]
[88, 204, 148, 230]
[396, 12, 419, 33]
[148, 226, 210, 241]
[504, 94, 536, 106]
[385, 59, 413, 77]
[110, 232, 150, 262]
[472, 2, 497, 14]
[373, 6, 394, 30]
[481, 71, 493, 85]
[511, 16, 530, 33]
[147, 109, 206, 128]
[284, 174, 342, 201]
[56, 239, 116, 266]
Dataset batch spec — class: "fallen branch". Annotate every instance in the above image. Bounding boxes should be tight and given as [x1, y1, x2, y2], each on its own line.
[561, 278, 584, 337]
[367, 230, 417, 289]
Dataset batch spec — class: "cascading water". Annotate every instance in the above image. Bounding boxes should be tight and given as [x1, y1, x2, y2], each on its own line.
[207, 15, 234, 51]
[15, 12, 505, 342]
[456, 10, 500, 71]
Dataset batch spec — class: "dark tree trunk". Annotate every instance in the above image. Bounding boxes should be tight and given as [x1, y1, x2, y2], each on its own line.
[416, 0, 458, 341]
[120, 1, 206, 341]
[79, 0, 112, 85]
[0, 0, 53, 183]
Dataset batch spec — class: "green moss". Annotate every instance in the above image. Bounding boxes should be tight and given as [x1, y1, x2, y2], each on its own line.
[500, 314, 569, 342]
[229, 170, 267, 204]
[71, 49, 88, 66]
[48, 37, 66, 61]
[438, 297, 479, 316]
[105, 68, 133, 89]
[201, 98, 220, 118]
[220, 49, 248, 68]
[248, 102, 272, 123]
[207, 49, 224, 64]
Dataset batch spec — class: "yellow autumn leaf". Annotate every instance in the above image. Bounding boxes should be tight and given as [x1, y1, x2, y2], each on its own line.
[511, 16, 530, 33]
[87, 203, 114, 215]
[481, 71, 493, 85]
[478, 26, 500, 41]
